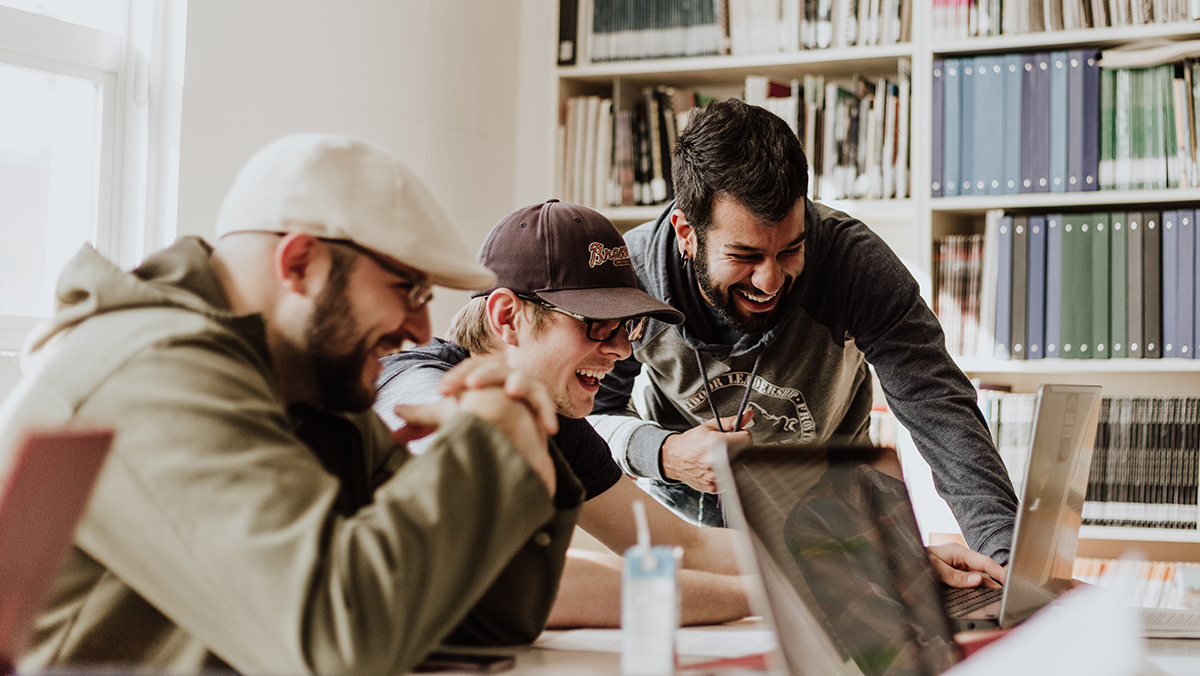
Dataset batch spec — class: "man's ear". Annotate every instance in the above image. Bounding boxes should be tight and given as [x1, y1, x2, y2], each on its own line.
[486, 289, 524, 347]
[274, 232, 326, 296]
[670, 208, 697, 260]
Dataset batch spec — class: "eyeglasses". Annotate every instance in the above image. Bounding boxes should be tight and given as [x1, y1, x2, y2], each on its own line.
[325, 239, 434, 311]
[518, 294, 648, 342]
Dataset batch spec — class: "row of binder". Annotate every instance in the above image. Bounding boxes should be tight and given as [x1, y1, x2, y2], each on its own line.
[932, 51, 1101, 197]
[993, 210, 1198, 360]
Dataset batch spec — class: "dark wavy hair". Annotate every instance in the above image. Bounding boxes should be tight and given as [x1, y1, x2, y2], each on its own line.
[672, 98, 809, 240]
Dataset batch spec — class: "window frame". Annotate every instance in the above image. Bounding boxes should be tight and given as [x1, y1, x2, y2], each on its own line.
[0, 2, 183, 352]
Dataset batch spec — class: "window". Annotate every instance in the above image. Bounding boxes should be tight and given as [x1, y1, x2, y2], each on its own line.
[0, 0, 187, 350]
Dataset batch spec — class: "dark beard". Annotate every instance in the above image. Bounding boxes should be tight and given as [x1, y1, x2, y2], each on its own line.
[305, 260, 376, 413]
[694, 236, 787, 335]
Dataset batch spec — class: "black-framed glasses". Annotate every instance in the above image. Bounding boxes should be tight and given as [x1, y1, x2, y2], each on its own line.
[324, 239, 434, 311]
[518, 294, 648, 342]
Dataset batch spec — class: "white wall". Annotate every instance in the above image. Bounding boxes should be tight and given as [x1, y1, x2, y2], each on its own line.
[178, 0, 526, 333]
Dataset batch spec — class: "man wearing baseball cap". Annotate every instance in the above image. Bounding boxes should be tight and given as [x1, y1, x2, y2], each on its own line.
[376, 200, 753, 628]
[0, 134, 583, 675]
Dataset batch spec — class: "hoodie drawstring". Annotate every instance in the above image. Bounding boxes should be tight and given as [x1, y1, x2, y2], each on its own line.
[693, 349, 763, 433]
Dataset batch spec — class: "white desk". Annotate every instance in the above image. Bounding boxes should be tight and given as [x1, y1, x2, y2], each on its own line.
[431, 635, 1200, 675]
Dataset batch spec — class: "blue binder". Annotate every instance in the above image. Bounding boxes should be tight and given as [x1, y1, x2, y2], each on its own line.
[1081, 50, 1101, 191]
[932, 59, 945, 197]
[1003, 54, 1023, 194]
[961, 58, 977, 195]
[1027, 215, 1048, 359]
[979, 56, 1004, 194]
[1179, 210, 1195, 359]
[1067, 50, 1085, 191]
[995, 215, 1013, 359]
[1045, 214, 1064, 358]
[1050, 51, 1069, 193]
[943, 58, 962, 197]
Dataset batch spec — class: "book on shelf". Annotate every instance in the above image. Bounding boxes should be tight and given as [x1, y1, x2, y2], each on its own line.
[572, 0, 910, 63]
[558, 66, 911, 211]
[934, 232, 986, 358]
[933, 0, 1200, 38]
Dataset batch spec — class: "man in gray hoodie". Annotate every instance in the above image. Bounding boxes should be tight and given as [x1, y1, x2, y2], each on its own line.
[589, 99, 1018, 566]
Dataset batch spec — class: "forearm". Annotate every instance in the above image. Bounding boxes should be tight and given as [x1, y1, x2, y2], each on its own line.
[546, 550, 751, 629]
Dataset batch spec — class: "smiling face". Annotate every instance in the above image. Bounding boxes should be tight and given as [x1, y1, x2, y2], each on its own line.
[507, 303, 632, 418]
[685, 196, 806, 334]
[305, 244, 432, 412]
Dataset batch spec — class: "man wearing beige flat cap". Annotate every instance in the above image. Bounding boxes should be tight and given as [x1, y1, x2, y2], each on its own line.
[0, 134, 582, 676]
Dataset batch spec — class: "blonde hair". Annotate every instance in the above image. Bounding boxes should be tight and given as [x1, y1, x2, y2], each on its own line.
[447, 294, 552, 356]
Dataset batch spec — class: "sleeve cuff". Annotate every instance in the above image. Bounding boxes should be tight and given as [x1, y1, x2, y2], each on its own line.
[627, 425, 677, 482]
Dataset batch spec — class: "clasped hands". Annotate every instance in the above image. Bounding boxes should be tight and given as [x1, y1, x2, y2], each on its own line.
[391, 356, 559, 496]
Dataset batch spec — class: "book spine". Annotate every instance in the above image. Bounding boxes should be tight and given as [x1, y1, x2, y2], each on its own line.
[1092, 212, 1112, 359]
[1111, 213, 1129, 358]
[1045, 214, 1064, 358]
[1011, 216, 1029, 359]
[995, 215, 1013, 359]
[1185, 210, 1198, 359]
[1163, 211, 1180, 358]
[1050, 51, 1069, 192]
[943, 59, 962, 197]
[1068, 50, 1086, 191]
[932, 60, 944, 197]
[1128, 212, 1144, 358]
[1028, 215, 1048, 359]
[1144, 211, 1162, 358]
[1004, 54, 1023, 194]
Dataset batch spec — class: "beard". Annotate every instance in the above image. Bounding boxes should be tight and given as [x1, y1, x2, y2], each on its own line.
[694, 235, 791, 335]
[304, 263, 376, 413]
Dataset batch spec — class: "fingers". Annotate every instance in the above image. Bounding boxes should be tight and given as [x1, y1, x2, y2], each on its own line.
[438, 356, 508, 395]
[503, 370, 559, 436]
[927, 543, 1007, 586]
[437, 357, 558, 436]
[391, 403, 445, 444]
[930, 554, 984, 588]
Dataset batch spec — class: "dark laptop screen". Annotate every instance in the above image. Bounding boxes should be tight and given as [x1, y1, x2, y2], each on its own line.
[726, 444, 960, 676]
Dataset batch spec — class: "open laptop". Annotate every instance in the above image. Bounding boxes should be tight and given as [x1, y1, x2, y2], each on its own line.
[942, 383, 1102, 631]
[0, 428, 113, 671]
[715, 442, 962, 676]
[711, 385, 1102, 674]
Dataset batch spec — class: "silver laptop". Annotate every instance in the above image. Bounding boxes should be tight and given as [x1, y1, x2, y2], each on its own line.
[943, 383, 1103, 631]
[714, 442, 961, 676]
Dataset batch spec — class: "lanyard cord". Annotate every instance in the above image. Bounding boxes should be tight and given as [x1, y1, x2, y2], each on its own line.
[694, 349, 763, 433]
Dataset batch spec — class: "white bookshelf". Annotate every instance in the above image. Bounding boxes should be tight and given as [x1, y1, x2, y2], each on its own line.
[551, 2, 1200, 559]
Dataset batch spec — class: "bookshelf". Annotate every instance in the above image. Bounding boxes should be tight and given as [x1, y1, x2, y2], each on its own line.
[552, 1, 1200, 561]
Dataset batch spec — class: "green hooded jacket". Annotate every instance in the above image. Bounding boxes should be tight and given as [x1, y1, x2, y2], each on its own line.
[0, 237, 583, 676]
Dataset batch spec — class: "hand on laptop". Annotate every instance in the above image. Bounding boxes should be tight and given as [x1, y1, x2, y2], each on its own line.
[927, 543, 1007, 588]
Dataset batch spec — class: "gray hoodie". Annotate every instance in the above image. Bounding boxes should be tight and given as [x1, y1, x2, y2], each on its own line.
[589, 200, 1017, 563]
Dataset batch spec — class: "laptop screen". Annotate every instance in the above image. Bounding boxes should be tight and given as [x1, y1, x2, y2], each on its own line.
[719, 444, 960, 676]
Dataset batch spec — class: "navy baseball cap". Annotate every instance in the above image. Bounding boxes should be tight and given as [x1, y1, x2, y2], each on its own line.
[475, 200, 683, 324]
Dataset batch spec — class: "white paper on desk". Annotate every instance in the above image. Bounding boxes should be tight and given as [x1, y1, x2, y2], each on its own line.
[944, 583, 1143, 676]
[535, 628, 776, 658]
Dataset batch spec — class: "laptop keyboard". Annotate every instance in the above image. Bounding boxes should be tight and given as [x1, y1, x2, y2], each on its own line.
[943, 586, 1004, 618]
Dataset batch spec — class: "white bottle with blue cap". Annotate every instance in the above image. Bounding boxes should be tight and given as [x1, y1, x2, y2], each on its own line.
[621, 500, 681, 676]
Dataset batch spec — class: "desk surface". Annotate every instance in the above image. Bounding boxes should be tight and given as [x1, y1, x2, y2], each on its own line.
[433, 635, 1200, 675]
